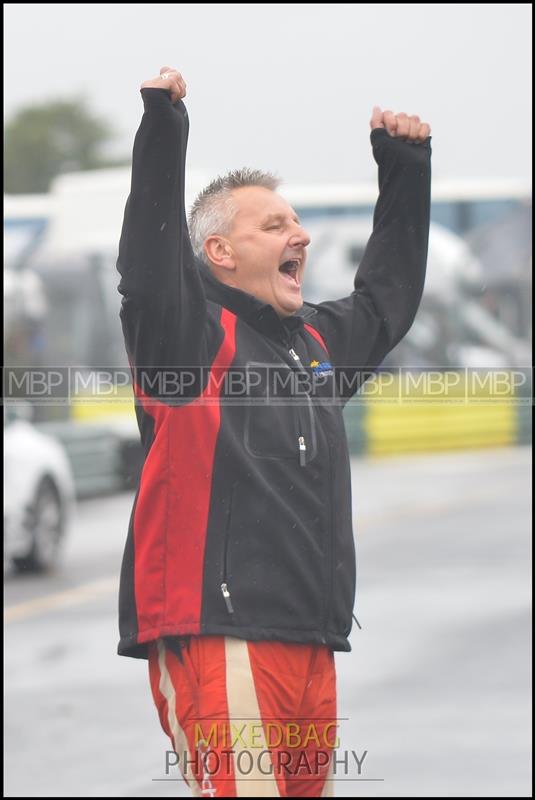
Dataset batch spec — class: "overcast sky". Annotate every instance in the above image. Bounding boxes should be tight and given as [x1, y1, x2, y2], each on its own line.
[4, 3, 533, 185]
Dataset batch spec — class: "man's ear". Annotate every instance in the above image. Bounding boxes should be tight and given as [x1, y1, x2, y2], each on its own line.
[204, 236, 236, 272]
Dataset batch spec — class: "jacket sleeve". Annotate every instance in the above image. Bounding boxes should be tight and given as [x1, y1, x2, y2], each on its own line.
[116, 88, 209, 397]
[308, 127, 432, 399]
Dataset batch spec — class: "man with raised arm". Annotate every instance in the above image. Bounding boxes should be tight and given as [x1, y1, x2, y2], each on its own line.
[117, 65, 431, 797]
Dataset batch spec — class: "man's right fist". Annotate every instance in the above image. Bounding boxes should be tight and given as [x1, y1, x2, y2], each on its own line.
[141, 66, 187, 104]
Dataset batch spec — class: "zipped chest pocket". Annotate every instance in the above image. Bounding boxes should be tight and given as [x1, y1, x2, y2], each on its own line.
[243, 360, 318, 465]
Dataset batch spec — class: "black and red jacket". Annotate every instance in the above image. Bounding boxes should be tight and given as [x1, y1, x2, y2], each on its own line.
[116, 89, 431, 659]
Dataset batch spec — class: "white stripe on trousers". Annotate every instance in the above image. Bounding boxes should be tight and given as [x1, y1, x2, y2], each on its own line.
[224, 637, 281, 797]
[156, 639, 202, 797]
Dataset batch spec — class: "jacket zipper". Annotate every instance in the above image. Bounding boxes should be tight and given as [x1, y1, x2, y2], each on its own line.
[288, 334, 334, 643]
[221, 582, 234, 614]
[289, 347, 308, 467]
[290, 337, 331, 643]
[298, 436, 307, 466]
[220, 489, 235, 615]
[321, 429, 335, 643]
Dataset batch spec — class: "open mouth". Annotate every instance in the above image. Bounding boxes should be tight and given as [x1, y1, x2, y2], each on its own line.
[278, 259, 301, 287]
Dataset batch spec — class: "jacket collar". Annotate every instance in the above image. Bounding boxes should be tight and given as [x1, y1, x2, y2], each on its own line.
[197, 259, 317, 341]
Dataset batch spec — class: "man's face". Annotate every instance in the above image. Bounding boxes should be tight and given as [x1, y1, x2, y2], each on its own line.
[216, 187, 311, 317]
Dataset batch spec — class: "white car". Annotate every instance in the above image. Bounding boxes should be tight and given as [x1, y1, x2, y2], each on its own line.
[4, 413, 75, 573]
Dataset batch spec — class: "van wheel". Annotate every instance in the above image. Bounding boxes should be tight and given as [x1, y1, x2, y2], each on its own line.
[12, 479, 63, 573]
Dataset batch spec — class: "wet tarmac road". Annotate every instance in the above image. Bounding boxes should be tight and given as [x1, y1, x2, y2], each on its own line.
[4, 447, 531, 797]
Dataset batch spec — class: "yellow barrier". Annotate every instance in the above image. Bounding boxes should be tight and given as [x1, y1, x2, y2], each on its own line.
[363, 370, 519, 455]
[365, 403, 516, 455]
[71, 385, 136, 421]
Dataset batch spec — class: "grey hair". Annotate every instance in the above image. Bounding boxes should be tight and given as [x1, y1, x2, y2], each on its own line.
[188, 168, 281, 266]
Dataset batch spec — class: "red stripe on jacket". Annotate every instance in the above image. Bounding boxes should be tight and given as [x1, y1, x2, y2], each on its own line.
[304, 323, 329, 355]
[132, 309, 237, 639]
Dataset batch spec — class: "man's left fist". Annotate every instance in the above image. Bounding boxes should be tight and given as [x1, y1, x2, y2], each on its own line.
[370, 106, 431, 143]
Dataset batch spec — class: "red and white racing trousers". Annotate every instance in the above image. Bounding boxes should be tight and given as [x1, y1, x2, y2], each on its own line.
[148, 635, 337, 797]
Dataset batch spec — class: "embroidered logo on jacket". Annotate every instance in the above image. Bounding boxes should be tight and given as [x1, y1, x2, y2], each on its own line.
[310, 359, 334, 377]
